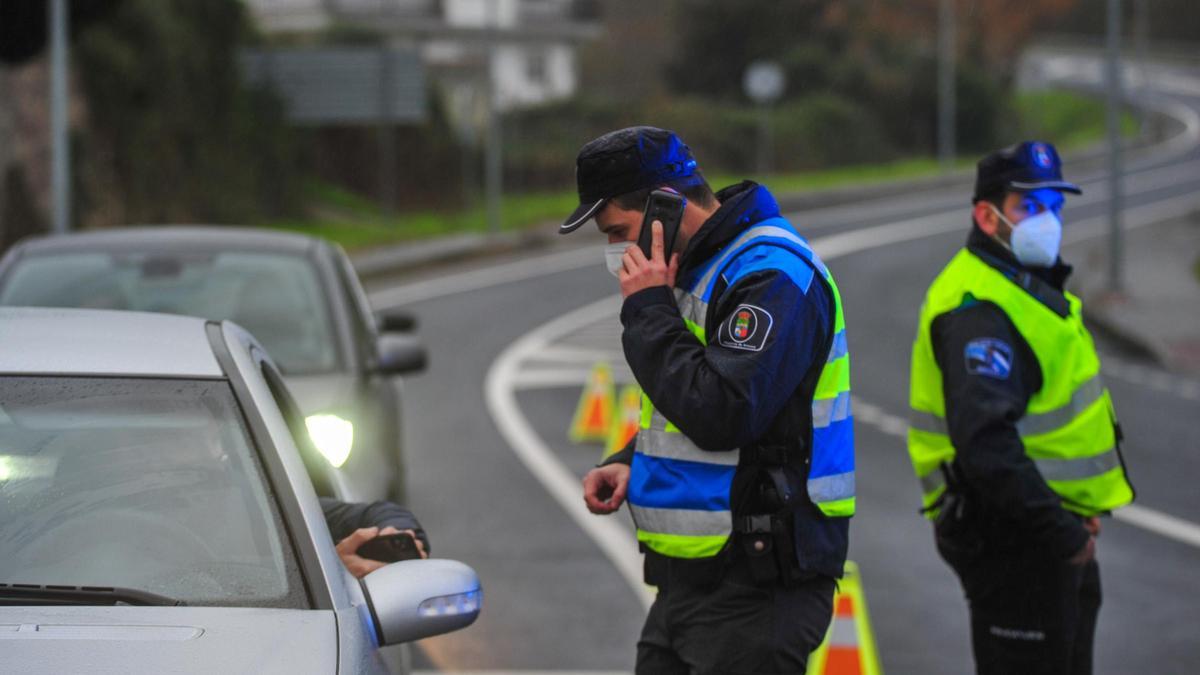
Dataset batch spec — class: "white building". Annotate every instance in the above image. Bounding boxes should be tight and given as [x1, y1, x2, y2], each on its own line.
[245, 0, 599, 138]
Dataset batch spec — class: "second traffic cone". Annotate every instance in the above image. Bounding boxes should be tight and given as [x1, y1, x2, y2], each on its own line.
[603, 384, 642, 460]
[569, 362, 616, 444]
[806, 560, 883, 675]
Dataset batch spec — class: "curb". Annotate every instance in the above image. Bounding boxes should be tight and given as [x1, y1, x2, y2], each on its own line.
[1079, 293, 1166, 366]
[349, 96, 1166, 282]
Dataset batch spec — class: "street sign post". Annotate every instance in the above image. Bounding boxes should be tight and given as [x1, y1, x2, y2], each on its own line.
[743, 60, 786, 175]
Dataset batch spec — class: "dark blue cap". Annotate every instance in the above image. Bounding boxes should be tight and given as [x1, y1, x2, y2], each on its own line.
[560, 126, 699, 234]
[972, 141, 1081, 202]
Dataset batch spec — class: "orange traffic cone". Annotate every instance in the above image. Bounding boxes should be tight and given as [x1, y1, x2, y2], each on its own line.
[806, 561, 882, 675]
[603, 384, 642, 460]
[569, 362, 616, 444]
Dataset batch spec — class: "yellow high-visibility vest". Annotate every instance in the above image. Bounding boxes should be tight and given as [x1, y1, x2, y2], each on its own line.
[907, 248, 1133, 517]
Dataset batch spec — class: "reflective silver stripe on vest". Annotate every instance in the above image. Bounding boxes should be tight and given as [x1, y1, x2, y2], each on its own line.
[808, 471, 856, 502]
[637, 429, 741, 466]
[629, 504, 732, 536]
[919, 470, 946, 494]
[909, 409, 948, 435]
[1017, 375, 1107, 436]
[676, 291, 707, 326]
[813, 391, 852, 429]
[1034, 448, 1120, 481]
[911, 375, 1108, 439]
[828, 330, 848, 363]
[692, 225, 815, 295]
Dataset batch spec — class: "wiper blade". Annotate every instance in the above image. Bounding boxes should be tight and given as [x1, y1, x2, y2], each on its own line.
[0, 583, 186, 606]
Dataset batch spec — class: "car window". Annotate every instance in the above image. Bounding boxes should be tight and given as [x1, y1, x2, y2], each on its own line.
[260, 361, 336, 499]
[332, 248, 377, 368]
[0, 251, 341, 375]
[0, 376, 309, 609]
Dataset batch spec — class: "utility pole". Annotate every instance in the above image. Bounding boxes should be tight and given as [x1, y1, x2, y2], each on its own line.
[484, 2, 503, 235]
[49, 0, 70, 234]
[937, 0, 956, 172]
[379, 42, 398, 214]
[1133, 0, 1150, 127]
[1105, 0, 1125, 292]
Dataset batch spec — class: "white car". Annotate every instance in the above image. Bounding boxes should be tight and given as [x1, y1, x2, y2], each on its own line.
[0, 307, 479, 673]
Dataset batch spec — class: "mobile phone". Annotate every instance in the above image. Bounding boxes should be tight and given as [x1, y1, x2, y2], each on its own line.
[357, 533, 421, 563]
[637, 189, 686, 260]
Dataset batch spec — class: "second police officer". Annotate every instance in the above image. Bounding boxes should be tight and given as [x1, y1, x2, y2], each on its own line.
[906, 141, 1136, 674]
[567, 126, 855, 673]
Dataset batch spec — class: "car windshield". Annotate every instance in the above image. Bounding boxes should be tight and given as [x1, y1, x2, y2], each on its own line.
[0, 250, 341, 375]
[0, 376, 308, 608]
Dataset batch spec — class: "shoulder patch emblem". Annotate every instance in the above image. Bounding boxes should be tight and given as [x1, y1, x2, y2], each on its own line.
[718, 304, 773, 352]
[964, 338, 1013, 380]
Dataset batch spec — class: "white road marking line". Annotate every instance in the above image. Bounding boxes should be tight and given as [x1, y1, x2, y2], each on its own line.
[485, 295, 655, 610]
[414, 671, 630, 675]
[527, 345, 624, 364]
[369, 156, 1200, 313]
[1102, 354, 1200, 401]
[1114, 505, 1200, 550]
[849, 395, 1200, 552]
[371, 246, 597, 308]
[512, 367, 636, 390]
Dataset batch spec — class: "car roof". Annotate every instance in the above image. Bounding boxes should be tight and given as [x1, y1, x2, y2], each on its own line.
[10, 226, 324, 257]
[0, 307, 224, 378]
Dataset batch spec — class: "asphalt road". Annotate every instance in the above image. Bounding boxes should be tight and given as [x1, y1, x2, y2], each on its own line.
[368, 51, 1200, 674]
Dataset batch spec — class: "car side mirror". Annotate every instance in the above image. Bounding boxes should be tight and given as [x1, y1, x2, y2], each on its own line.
[360, 559, 481, 646]
[377, 310, 417, 333]
[375, 333, 427, 375]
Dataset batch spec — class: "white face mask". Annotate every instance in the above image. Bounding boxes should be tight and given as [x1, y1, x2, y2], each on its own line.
[990, 205, 1062, 268]
[604, 242, 631, 277]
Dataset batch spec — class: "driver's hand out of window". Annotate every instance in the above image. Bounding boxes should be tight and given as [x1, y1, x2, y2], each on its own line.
[335, 526, 428, 579]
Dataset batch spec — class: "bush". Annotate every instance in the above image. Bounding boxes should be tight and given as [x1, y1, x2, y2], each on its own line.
[74, 0, 300, 227]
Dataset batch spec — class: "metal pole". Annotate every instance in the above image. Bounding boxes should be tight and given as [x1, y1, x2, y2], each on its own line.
[1134, 0, 1149, 123]
[484, 4, 503, 235]
[756, 104, 771, 175]
[49, 0, 70, 235]
[378, 43, 398, 214]
[937, 0, 956, 172]
[1105, 0, 1124, 292]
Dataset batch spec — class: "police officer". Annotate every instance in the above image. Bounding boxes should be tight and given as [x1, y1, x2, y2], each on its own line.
[564, 126, 855, 673]
[906, 141, 1135, 674]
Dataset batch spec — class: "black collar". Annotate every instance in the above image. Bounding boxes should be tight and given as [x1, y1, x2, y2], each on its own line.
[678, 181, 782, 277]
[966, 225, 1073, 290]
[965, 225, 1071, 318]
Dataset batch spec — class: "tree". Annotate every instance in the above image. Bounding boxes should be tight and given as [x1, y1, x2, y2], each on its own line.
[74, 0, 298, 226]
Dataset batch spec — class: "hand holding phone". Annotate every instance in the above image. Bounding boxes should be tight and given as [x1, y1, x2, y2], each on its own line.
[356, 532, 423, 563]
[637, 189, 686, 261]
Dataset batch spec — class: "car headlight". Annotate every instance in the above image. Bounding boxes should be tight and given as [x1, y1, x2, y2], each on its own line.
[305, 414, 354, 468]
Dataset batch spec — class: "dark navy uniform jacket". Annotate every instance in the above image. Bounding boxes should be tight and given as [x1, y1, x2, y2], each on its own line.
[606, 181, 846, 580]
[932, 226, 1091, 560]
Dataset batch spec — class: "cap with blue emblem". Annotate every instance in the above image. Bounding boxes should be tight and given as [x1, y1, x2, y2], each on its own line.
[560, 126, 699, 234]
[972, 140, 1081, 203]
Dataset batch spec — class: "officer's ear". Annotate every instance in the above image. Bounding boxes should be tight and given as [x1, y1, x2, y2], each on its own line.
[973, 199, 1002, 237]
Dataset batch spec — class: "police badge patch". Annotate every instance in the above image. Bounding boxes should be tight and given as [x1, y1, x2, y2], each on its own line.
[718, 304, 773, 351]
[964, 338, 1013, 380]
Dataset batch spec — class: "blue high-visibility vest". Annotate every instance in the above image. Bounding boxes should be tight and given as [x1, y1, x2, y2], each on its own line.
[628, 218, 855, 559]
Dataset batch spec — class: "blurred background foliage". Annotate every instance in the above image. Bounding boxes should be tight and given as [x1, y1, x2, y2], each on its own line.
[3, 0, 1197, 244]
[72, 0, 300, 226]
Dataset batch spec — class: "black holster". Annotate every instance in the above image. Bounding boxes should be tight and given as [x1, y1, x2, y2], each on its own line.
[928, 463, 984, 557]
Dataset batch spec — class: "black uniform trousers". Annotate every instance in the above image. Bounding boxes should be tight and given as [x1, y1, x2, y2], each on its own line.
[937, 533, 1102, 675]
[635, 558, 835, 675]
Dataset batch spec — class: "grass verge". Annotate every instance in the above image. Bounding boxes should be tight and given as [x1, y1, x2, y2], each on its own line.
[266, 90, 1138, 251]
